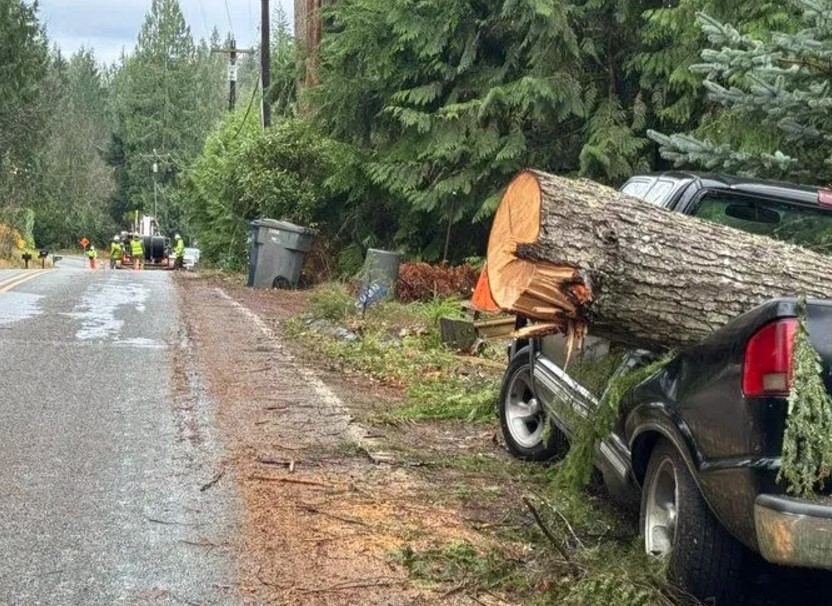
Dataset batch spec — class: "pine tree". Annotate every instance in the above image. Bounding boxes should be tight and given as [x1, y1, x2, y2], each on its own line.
[650, 0, 832, 183]
[0, 0, 49, 208]
[35, 49, 117, 246]
[632, 1, 796, 130]
[270, 5, 298, 117]
[109, 0, 210, 233]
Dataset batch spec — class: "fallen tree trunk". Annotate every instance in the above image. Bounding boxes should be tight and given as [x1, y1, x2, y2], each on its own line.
[487, 170, 832, 350]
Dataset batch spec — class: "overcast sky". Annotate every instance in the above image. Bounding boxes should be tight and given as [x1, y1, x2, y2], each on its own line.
[37, 0, 294, 64]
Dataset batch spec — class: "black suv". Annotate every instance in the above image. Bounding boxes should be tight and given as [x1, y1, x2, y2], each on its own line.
[498, 173, 832, 602]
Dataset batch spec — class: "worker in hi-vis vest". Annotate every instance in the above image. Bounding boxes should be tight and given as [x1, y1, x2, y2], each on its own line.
[109, 236, 123, 270]
[86, 245, 98, 270]
[173, 234, 185, 270]
[130, 234, 144, 271]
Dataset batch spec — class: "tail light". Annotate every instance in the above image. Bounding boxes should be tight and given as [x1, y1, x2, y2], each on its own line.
[742, 318, 798, 397]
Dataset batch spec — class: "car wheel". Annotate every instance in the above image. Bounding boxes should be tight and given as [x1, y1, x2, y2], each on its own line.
[498, 350, 565, 461]
[272, 276, 292, 290]
[641, 439, 744, 603]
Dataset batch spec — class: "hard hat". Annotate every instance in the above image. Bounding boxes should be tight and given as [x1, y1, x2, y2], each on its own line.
[175, 234, 182, 240]
[113, 236, 121, 242]
[90, 245, 95, 249]
[133, 233, 140, 238]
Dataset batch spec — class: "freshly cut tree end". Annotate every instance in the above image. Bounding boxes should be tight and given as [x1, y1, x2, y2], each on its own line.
[487, 170, 591, 322]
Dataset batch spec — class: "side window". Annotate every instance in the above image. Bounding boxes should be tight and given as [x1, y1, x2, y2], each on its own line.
[643, 180, 677, 206]
[621, 178, 678, 207]
[692, 191, 832, 253]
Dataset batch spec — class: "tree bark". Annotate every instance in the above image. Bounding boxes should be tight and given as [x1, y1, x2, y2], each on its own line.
[486, 170, 832, 350]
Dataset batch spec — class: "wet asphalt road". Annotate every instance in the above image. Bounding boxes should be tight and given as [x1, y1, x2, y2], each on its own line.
[0, 258, 239, 605]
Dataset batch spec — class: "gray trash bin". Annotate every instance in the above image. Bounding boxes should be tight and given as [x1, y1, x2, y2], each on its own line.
[359, 249, 401, 304]
[247, 219, 318, 289]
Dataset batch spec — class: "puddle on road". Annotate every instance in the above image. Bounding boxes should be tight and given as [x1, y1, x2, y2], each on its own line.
[0, 292, 43, 325]
[64, 277, 151, 341]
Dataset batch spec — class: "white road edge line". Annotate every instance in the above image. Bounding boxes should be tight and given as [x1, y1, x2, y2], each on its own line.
[214, 288, 372, 448]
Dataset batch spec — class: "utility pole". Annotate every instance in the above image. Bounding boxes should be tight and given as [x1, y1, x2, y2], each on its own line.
[152, 151, 159, 224]
[229, 39, 237, 111]
[261, 0, 271, 128]
[212, 39, 255, 112]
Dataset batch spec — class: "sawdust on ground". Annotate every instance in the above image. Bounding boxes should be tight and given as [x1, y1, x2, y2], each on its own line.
[176, 274, 527, 606]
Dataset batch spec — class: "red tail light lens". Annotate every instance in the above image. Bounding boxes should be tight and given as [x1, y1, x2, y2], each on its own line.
[742, 319, 798, 397]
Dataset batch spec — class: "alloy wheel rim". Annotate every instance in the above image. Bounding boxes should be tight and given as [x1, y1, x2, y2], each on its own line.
[505, 365, 545, 449]
[645, 458, 679, 557]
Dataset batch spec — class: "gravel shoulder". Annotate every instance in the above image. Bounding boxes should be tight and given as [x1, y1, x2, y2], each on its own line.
[176, 273, 552, 606]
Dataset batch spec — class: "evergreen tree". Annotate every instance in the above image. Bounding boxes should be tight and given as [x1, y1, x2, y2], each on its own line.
[194, 31, 227, 131]
[270, 5, 298, 117]
[632, 1, 796, 132]
[650, 0, 832, 183]
[35, 49, 116, 246]
[0, 0, 48, 209]
[310, 0, 665, 259]
[109, 0, 217, 234]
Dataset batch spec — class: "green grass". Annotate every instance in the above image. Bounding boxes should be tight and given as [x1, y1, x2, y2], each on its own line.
[393, 541, 527, 592]
[392, 491, 678, 606]
[392, 536, 675, 606]
[295, 283, 683, 606]
[288, 283, 499, 423]
[308, 283, 356, 321]
[398, 376, 498, 422]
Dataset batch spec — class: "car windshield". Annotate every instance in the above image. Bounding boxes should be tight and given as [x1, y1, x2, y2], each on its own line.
[693, 192, 832, 254]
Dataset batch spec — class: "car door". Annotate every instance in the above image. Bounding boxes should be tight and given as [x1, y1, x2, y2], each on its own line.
[533, 176, 679, 434]
[532, 332, 612, 437]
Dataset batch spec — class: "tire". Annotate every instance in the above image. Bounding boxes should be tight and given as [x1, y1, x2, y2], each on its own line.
[641, 439, 744, 604]
[498, 350, 565, 461]
[272, 276, 292, 290]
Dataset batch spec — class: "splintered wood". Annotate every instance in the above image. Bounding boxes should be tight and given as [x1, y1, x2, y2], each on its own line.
[486, 169, 832, 350]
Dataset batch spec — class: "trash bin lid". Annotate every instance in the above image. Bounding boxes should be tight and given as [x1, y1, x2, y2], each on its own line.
[366, 248, 401, 259]
[251, 218, 318, 235]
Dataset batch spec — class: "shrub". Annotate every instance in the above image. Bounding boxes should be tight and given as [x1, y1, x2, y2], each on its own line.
[397, 262, 477, 302]
[0, 209, 35, 249]
[308, 283, 356, 321]
[0, 223, 26, 258]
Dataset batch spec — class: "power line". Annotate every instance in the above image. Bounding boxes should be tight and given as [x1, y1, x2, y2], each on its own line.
[232, 75, 261, 141]
[195, 0, 211, 36]
[223, 0, 235, 38]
